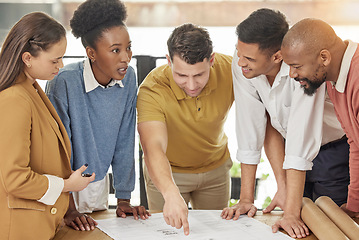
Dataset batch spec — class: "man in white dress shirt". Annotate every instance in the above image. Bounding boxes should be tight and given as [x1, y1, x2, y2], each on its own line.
[221, 8, 349, 239]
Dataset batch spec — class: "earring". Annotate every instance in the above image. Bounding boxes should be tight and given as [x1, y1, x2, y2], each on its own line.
[91, 58, 95, 63]
[27, 64, 31, 68]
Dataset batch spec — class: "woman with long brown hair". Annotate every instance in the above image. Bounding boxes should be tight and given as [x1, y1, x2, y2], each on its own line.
[0, 12, 95, 239]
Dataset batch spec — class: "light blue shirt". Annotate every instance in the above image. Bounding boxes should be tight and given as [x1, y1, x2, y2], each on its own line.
[46, 59, 137, 199]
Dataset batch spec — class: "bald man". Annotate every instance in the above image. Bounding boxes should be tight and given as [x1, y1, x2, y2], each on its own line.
[281, 18, 359, 218]
[221, 11, 348, 239]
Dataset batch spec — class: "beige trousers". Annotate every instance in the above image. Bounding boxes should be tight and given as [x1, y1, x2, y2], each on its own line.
[144, 158, 232, 211]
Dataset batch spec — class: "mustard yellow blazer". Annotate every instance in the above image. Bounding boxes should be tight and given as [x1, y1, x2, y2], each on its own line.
[0, 74, 72, 239]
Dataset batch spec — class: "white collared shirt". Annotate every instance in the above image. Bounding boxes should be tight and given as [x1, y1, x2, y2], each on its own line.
[232, 50, 345, 170]
[83, 58, 124, 93]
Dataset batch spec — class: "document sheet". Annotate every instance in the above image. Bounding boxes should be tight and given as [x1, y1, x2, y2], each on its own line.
[96, 210, 293, 239]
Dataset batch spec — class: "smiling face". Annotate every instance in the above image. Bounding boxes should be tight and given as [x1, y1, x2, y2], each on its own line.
[24, 37, 67, 82]
[235, 40, 279, 80]
[281, 44, 327, 96]
[87, 25, 132, 86]
[168, 53, 214, 97]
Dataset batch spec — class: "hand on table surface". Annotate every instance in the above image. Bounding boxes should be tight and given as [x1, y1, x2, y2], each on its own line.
[340, 203, 359, 218]
[221, 200, 257, 220]
[262, 188, 286, 213]
[64, 209, 97, 231]
[116, 200, 151, 220]
[272, 213, 309, 239]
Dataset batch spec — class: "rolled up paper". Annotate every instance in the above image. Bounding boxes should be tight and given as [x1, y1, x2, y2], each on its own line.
[301, 197, 348, 240]
[315, 196, 359, 240]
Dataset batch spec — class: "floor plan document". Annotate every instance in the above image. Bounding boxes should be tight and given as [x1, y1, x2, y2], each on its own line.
[96, 210, 293, 240]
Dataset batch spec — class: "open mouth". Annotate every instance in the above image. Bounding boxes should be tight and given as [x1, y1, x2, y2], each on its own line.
[117, 67, 128, 75]
[295, 78, 307, 86]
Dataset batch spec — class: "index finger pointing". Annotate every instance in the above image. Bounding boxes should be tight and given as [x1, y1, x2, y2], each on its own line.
[182, 218, 190, 235]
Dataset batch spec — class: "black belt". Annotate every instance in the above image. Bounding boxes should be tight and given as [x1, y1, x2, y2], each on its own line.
[320, 135, 348, 150]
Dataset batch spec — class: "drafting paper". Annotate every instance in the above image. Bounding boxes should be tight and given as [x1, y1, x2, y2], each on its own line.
[96, 210, 293, 240]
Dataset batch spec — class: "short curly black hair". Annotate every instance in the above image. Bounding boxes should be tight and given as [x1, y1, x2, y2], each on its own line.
[70, 0, 127, 48]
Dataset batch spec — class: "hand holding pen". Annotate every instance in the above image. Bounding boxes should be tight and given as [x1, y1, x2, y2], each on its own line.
[62, 164, 95, 192]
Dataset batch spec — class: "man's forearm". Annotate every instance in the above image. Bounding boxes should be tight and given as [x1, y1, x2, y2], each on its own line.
[240, 163, 257, 202]
[138, 121, 180, 200]
[263, 114, 286, 190]
[285, 169, 306, 216]
[144, 153, 180, 199]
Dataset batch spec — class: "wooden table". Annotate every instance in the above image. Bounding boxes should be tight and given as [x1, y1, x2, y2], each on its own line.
[53, 209, 319, 240]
